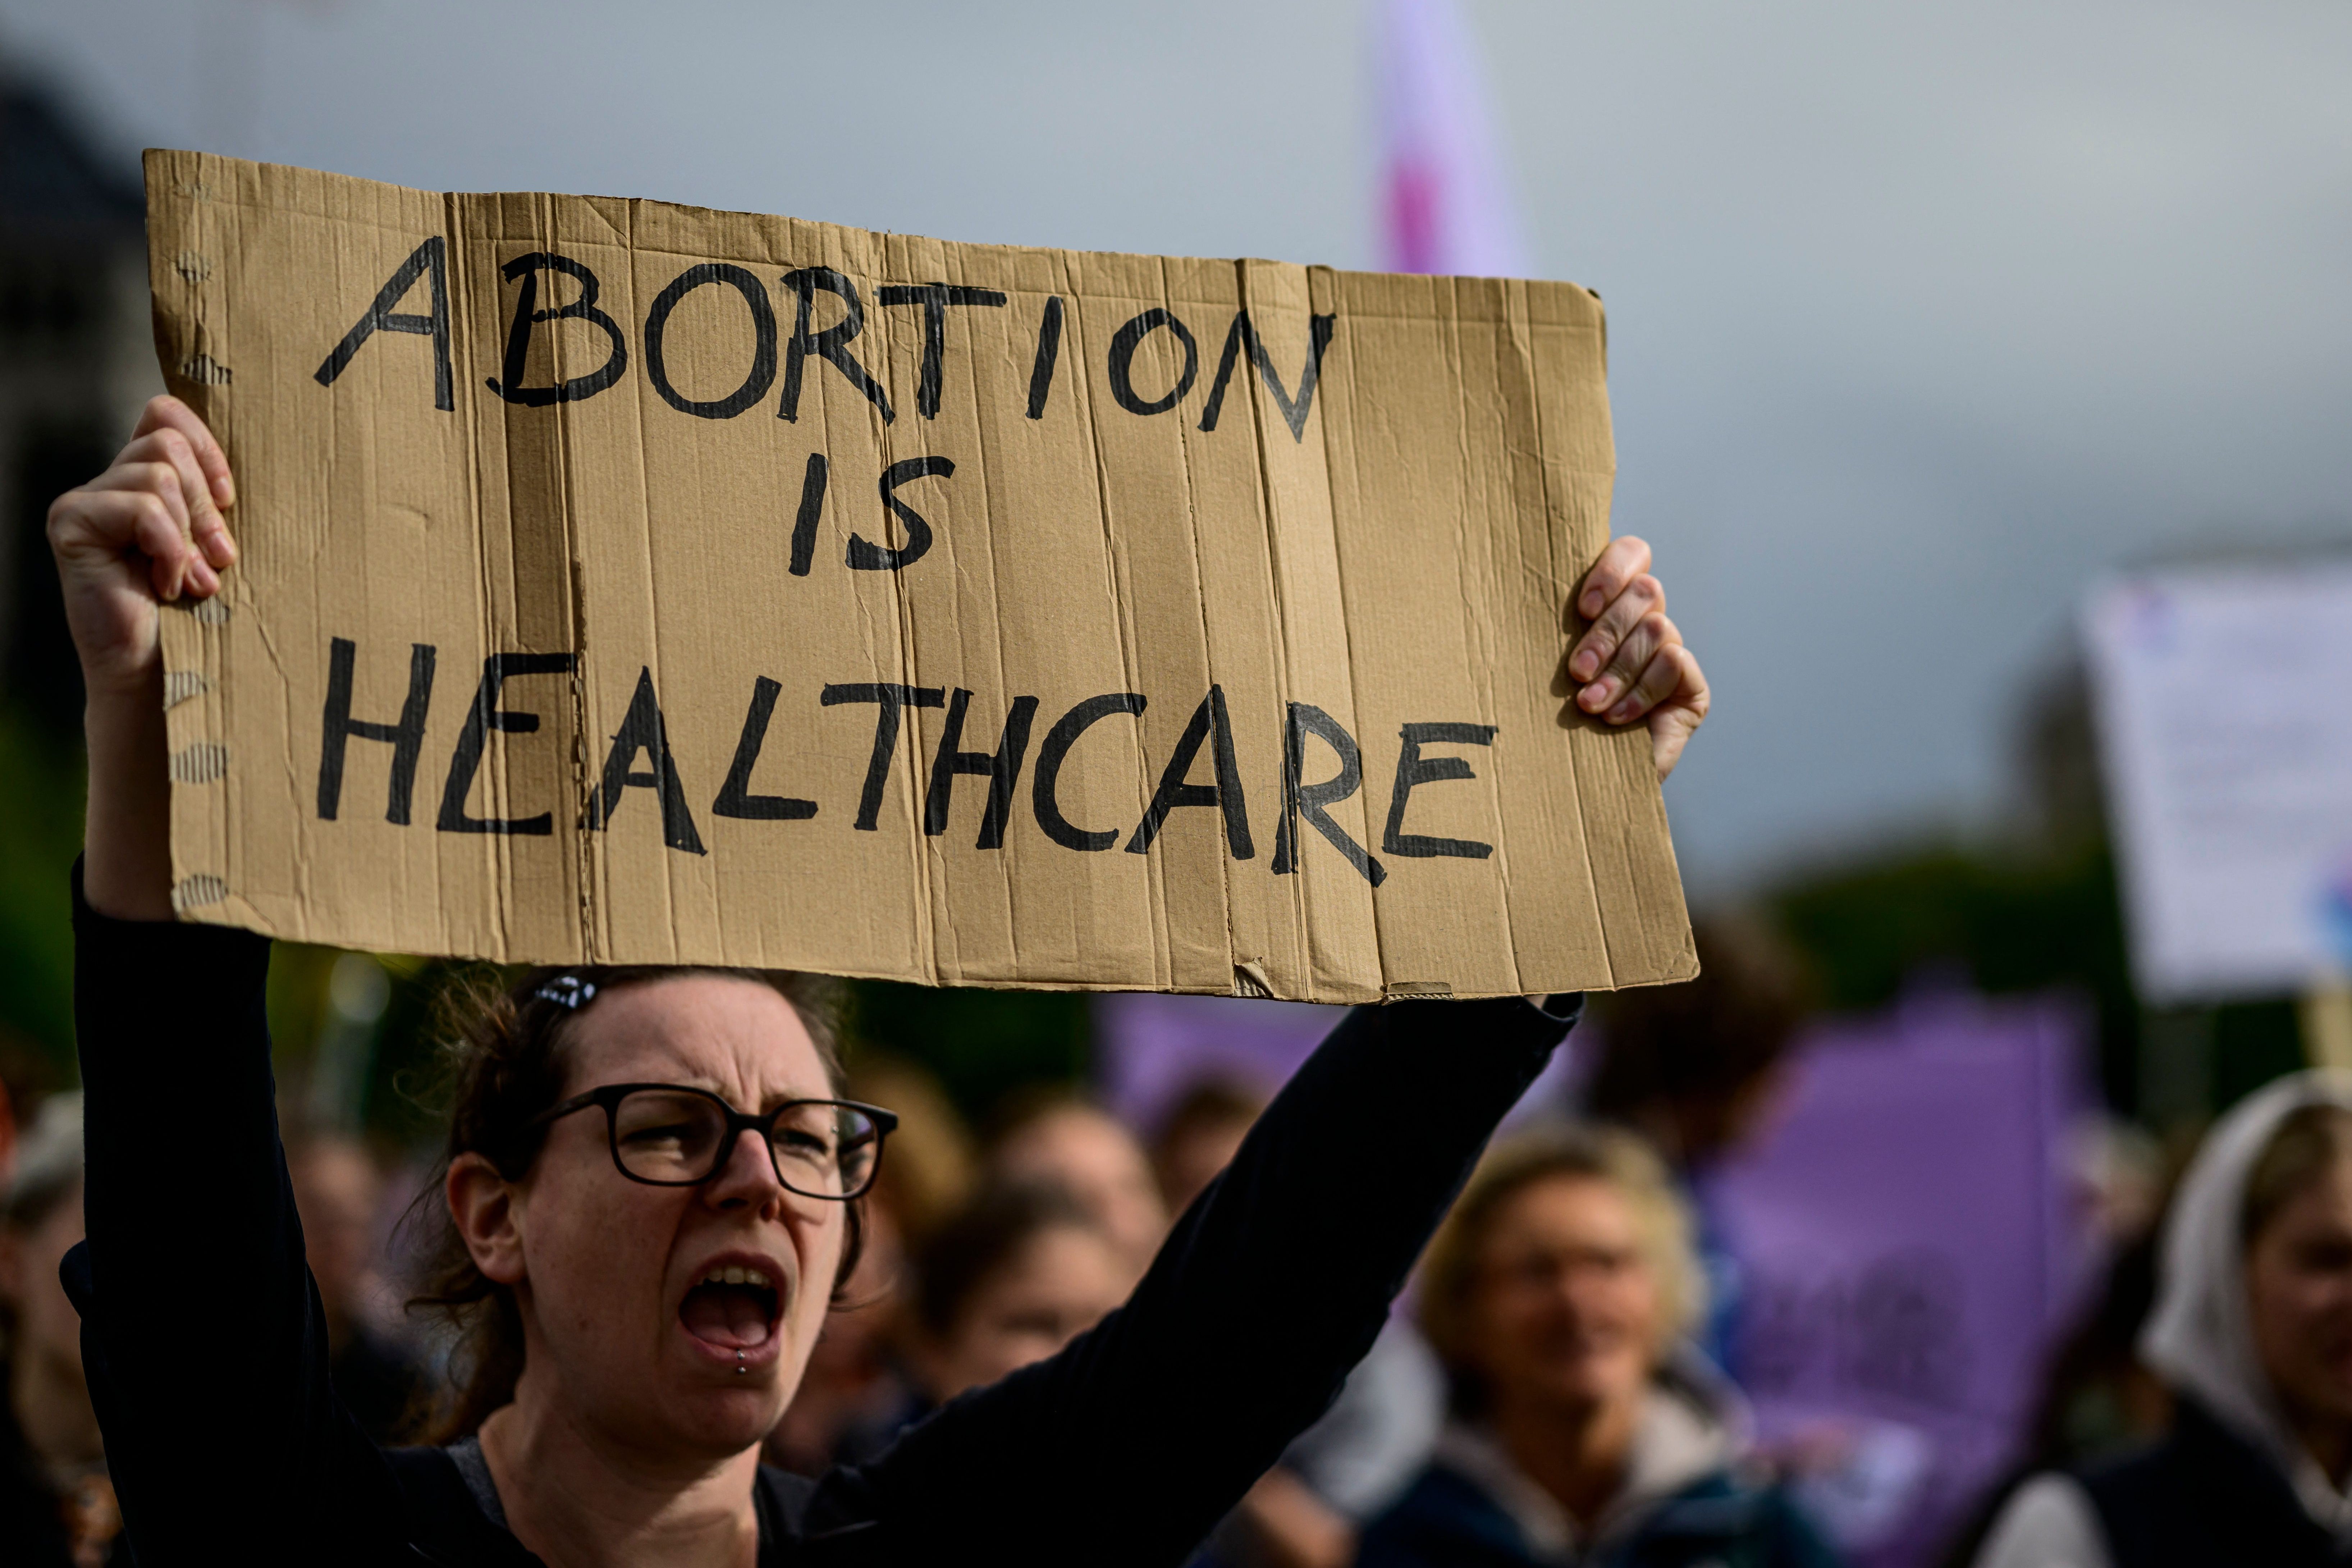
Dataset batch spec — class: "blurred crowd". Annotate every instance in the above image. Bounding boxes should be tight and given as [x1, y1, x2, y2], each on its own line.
[5, 915, 2348, 1568]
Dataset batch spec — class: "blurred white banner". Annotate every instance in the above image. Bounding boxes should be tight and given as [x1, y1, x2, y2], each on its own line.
[2086, 560, 2352, 1003]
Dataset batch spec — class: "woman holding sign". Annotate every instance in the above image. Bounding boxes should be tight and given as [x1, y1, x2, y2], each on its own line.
[46, 396, 1709, 1568]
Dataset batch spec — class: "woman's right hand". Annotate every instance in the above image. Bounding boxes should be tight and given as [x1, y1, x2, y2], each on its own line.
[47, 395, 238, 919]
[49, 395, 237, 695]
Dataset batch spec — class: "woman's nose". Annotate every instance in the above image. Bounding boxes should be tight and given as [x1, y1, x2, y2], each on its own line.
[704, 1127, 786, 1207]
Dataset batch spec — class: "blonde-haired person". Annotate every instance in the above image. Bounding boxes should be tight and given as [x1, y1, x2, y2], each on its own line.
[1358, 1126, 1840, 1568]
[1975, 1071, 2352, 1568]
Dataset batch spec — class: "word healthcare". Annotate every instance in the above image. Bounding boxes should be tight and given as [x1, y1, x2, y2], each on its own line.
[145, 150, 1693, 1003]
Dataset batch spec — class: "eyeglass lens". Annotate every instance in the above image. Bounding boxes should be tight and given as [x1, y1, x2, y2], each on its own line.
[609, 1089, 880, 1195]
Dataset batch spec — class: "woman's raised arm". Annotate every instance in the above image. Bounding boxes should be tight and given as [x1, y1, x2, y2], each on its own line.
[48, 394, 239, 919]
[51, 401, 405, 1559]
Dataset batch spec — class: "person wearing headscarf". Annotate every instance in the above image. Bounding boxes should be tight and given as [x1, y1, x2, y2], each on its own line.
[1975, 1069, 2352, 1568]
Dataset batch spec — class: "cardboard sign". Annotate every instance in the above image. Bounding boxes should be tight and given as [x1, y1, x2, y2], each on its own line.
[144, 150, 1692, 1001]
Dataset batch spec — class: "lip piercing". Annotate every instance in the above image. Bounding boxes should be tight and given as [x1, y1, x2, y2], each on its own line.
[736, 1349, 747, 1375]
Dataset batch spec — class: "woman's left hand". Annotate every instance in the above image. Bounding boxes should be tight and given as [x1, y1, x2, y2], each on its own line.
[1566, 536, 1710, 782]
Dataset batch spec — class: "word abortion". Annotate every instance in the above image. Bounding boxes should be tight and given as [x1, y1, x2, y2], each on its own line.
[314, 237, 1336, 444]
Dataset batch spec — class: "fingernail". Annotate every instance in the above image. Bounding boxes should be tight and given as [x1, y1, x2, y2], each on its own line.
[1583, 678, 1619, 709]
[1570, 651, 1596, 681]
[1608, 701, 1637, 723]
[1579, 591, 1603, 617]
[192, 558, 219, 594]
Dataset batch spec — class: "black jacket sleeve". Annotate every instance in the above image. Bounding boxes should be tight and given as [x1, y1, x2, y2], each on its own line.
[64, 872, 405, 1565]
[829, 992, 1579, 1565]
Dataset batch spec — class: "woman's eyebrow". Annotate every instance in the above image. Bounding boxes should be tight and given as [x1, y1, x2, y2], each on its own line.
[755, 1085, 837, 1112]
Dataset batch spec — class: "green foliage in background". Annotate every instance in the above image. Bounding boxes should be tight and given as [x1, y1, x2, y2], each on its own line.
[0, 705, 82, 1088]
[1768, 834, 2302, 1120]
[846, 980, 1092, 1123]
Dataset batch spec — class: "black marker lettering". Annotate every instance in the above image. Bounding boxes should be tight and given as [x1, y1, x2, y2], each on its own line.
[1125, 685, 1253, 859]
[485, 252, 627, 407]
[777, 267, 892, 424]
[436, 652, 577, 835]
[583, 667, 706, 854]
[1032, 692, 1148, 850]
[1025, 296, 1064, 420]
[822, 683, 945, 831]
[1270, 703, 1384, 886]
[712, 676, 819, 821]
[1107, 307, 1198, 416]
[316, 637, 436, 824]
[1198, 310, 1337, 440]
[877, 282, 1008, 419]
[925, 689, 1042, 849]
[644, 262, 777, 420]
[788, 453, 828, 577]
[852, 456, 953, 571]
[314, 236, 453, 411]
[1382, 722, 1498, 859]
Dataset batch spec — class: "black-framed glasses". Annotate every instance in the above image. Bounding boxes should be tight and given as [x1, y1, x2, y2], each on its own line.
[525, 1084, 897, 1199]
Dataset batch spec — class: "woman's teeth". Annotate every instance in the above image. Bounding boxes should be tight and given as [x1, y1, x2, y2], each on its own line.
[701, 1265, 774, 1289]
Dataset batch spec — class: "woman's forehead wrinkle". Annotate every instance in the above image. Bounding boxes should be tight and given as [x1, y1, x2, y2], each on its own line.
[568, 979, 825, 1105]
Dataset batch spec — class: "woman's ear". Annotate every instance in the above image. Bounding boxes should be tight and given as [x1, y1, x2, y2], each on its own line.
[448, 1153, 527, 1286]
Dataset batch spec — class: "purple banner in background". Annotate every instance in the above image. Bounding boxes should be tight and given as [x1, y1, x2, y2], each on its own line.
[1095, 993, 1587, 1139]
[1702, 988, 2098, 1568]
[1095, 993, 1346, 1135]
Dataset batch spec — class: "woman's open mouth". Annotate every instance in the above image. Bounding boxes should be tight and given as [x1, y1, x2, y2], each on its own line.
[679, 1264, 783, 1354]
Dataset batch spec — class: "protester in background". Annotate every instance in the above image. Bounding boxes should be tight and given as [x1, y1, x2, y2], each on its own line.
[763, 1053, 971, 1472]
[846, 1052, 977, 1246]
[1583, 914, 1808, 1170]
[1975, 1071, 2352, 1568]
[824, 1176, 1131, 1462]
[0, 1095, 124, 1567]
[909, 1178, 1132, 1405]
[990, 1089, 1168, 1274]
[286, 1133, 425, 1442]
[1359, 1125, 1840, 1568]
[52, 396, 1707, 1565]
[1584, 913, 1809, 1363]
[1154, 1078, 1268, 1217]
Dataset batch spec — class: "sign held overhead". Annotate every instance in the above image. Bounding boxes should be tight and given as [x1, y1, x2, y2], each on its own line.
[146, 150, 1693, 1002]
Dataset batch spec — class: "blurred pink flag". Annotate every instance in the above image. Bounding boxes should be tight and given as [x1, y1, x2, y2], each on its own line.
[1376, 0, 1530, 276]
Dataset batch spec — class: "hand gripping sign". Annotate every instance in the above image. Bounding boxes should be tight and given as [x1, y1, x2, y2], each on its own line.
[145, 151, 1692, 1002]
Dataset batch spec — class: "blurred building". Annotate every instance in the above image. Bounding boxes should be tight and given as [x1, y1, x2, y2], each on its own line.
[0, 69, 157, 734]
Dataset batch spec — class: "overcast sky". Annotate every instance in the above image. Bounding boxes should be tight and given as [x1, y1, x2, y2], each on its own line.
[7, 0, 2348, 895]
